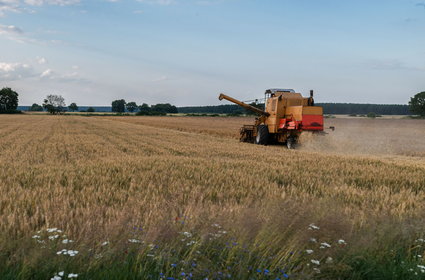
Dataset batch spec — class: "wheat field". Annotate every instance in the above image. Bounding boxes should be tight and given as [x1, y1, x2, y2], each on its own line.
[1, 115, 425, 279]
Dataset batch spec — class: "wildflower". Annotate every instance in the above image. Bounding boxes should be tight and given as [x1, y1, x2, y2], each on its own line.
[62, 239, 73, 244]
[311, 259, 320, 265]
[101, 241, 109, 246]
[171, 263, 177, 268]
[32, 235, 41, 239]
[51, 276, 61, 280]
[67, 250, 79, 257]
[182, 232, 192, 238]
[68, 273, 78, 278]
[321, 242, 331, 248]
[326, 257, 333, 264]
[416, 239, 425, 243]
[187, 240, 196, 246]
[309, 238, 317, 243]
[212, 223, 221, 228]
[418, 265, 425, 270]
[47, 228, 58, 233]
[49, 235, 60, 240]
[128, 239, 141, 243]
[306, 249, 314, 254]
[308, 224, 320, 230]
[58, 249, 78, 256]
[313, 268, 321, 273]
[338, 239, 347, 245]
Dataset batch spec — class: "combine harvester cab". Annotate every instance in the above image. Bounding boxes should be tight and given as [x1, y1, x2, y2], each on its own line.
[219, 89, 333, 149]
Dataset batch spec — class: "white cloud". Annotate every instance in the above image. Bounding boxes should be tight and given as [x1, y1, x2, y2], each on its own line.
[24, 0, 80, 6]
[0, 24, 23, 35]
[0, 62, 33, 80]
[40, 68, 52, 78]
[136, 0, 175, 5]
[0, 60, 86, 84]
[36, 56, 47, 64]
[0, 1, 20, 16]
[0, 0, 79, 16]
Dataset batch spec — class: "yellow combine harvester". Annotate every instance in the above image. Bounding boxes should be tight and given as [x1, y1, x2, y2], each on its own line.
[219, 89, 332, 149]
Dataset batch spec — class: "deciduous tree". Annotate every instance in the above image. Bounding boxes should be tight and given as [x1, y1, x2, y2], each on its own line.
[112, 99, 126, 113]
[126, 102, 138, 113]
[409, 92, 425, 117]
[68, 103, 79, 112]
[43, 95, 66, 114]
[0, 87, 19, 112]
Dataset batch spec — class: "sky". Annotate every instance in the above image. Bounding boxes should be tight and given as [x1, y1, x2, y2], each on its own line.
[0, 0, 424, 106]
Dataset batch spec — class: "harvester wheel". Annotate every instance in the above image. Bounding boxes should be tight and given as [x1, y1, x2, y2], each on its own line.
[286, 137, 296, 149]
[255, 125, 269, 145]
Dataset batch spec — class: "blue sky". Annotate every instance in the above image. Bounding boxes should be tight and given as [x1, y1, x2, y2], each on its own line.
[0, 0, 424, 106]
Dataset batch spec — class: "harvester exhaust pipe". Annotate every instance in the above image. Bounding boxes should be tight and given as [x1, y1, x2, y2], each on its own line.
[309, 90, 315, 106]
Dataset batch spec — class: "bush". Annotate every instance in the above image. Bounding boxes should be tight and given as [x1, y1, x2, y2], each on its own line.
[136, 111, 166, 116]
[30, 103, 43, 111]
[367, 112, 376, 118]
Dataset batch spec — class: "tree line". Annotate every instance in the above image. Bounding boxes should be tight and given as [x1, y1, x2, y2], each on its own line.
[178, 102, 416, 116]
[0, 88, 179, 115]
[1, 87, 425, 117]
[111, 99, 177, 115]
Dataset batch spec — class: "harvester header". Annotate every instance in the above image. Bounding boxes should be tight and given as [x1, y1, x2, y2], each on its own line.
[218, 89, 330, 149]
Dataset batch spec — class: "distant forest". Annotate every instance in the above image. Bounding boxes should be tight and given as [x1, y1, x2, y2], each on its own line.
[18, 103, 411, 115]
[178, 103, 411, 115]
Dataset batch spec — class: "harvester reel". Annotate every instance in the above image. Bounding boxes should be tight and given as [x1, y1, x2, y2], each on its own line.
[255, 125, 269, 145]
